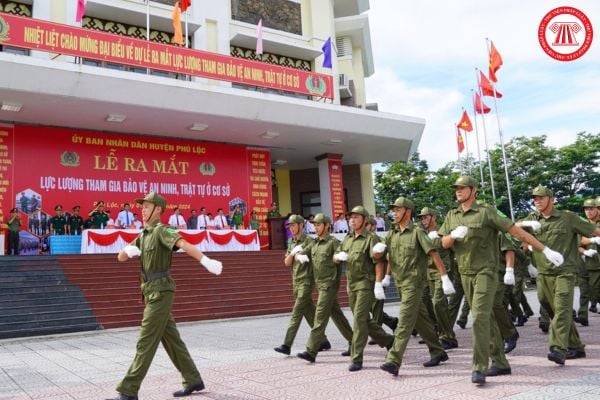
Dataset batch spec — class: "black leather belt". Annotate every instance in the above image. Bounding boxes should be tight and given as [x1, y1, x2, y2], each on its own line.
[142, 271, 170, 282]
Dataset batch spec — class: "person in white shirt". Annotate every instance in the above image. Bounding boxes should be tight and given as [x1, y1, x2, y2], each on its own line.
[132, 213, 143, 229]
[214, 208, 229, 230]
[168, 208, 186, 229]
[375, 212, 386, 232]
[117, 203, 135, 229]
[304, 214, 316, 234]
[197, 207, 210, 229]
[333, 213, 349, 233]
[206, 213, 215, 229]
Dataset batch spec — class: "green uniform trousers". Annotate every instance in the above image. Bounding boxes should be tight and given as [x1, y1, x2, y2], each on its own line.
[117, 291, 201, 396]
[371, 299, 397, 329]
[422, 282, 437, 324]
[387, 278, 444, 367]
[577, 269, 590, 320]
[306, 285, 353, 358]
[429, 276, 457, 344]
[494, 273, 518, 341]
[447, 269, 465, 326]
[348, 288, 393, 363]
[457, 300, 470, 326]
[589, 270, 600, 305]
[284, 284, 319, 347]
[537, 273, 585, 356]
[462, 269, 509, 373]
[505, 274, 526, 318]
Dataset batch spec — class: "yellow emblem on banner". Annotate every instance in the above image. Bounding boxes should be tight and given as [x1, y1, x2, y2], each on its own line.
[60, 151, 80, 167]
[199, 162, 215, 176]
[0, 16, 10, 43]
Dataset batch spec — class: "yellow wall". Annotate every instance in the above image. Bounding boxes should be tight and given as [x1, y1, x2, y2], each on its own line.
[275, 169, 291, 215]
[360, 164, 375, 214]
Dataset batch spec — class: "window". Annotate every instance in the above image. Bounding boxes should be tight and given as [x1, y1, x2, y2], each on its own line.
[300, 189, 349, 218]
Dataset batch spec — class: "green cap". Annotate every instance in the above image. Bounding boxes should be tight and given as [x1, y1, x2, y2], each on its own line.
[417, 207, 436, 217]
[135, 192, 167, 209]
[388, 196, 415, 211]
[596, 196, 600, 206]
[583, 198, 597, 208]
[347, 205, 370, 218]
[55, 205, 63, 211]
[287, 214, 304, 224]
[313, 213, 331, 224]
[367, 216, 377, 226]
[453, 175, 478, 188]
[532, 185, 553, 197]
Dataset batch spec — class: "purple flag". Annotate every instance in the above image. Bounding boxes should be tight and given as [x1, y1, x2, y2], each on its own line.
[322, 37, 332, 68]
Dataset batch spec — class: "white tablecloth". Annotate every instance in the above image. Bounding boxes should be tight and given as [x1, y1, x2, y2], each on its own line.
[81, 229, 259, 254]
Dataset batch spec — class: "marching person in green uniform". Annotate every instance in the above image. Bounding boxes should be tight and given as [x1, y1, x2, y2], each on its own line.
[107, 192, 223, 400]
[296, 213, 354, 363]
[334, 205, 394, 372]
[274, 214, 330, 355]
[379, 198, 453, 377]
[580, 199, 600, 314]
[518, 187, 600, 365]
[502, 237, 531, 327]
[366, 216, 398, 339]
[439, 176, 564, 385]
[50, 205, 67, 235]
[89, 200, 109, 229]
[68, 205, 84, 235]
[418, 206, 459, 350]
[497, 232, 521, 354]
[7, 208, 21, 255]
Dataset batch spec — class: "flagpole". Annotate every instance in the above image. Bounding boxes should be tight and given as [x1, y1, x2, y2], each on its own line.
[146, 0, 150, 75]
[486, 39, 515, 220]
[474, 72, 496, 203]
[470, 90, 486, 195]
[185, 10, 189, 48]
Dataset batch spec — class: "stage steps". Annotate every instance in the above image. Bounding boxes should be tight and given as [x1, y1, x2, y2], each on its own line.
[1, 251, 399, 338]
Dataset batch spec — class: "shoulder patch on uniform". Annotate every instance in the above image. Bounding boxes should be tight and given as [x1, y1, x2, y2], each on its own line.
[167, 227, 178, 234]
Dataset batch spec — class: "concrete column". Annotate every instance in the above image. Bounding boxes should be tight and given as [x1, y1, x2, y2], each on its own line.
[359, 164, 375, 214]
[275, 169, 291, 216]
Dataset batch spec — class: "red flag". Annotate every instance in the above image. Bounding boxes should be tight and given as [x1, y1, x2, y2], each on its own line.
[457, 110, 473, 132]
[474, 93, 491, 114]
[76, 0, 85, 23]
[456, 127, 465, 153]
[172, 2, 183, 45]
[489, 41, 503, 83]
[479, 71, 502, 98]
[180, 0, 191, 12]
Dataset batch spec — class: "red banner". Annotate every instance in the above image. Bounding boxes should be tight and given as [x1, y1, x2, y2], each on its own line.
[0, 126, 14, 225]
[7, 125, 272, 243]
[328, 158, 345, 218]
[246, 148, 271, 249]
[0, 13, 333, 98]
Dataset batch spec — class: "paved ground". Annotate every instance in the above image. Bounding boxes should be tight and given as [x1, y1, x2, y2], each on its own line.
[1, 289, 599, 400]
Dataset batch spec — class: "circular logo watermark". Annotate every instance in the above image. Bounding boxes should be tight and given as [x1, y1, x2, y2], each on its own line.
[538, 6, 593, 61]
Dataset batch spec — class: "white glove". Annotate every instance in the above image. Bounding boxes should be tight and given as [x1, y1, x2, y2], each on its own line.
[374, 281, 386, 300]
[583, 249, 598, 258]
[441, 274, 455, 295]
[382, 274, 392, 287]
[542, 247, 564, 267]
[200, 255, 223, 275]
[290, 244, 303, 256]
[527, 264, 538, 278]
[295, 254, 309, 264]
[428, 231, 440, 240]
[590, 237, 600, 245]
[335, 251, 348, 262]
[123, 245, 141, 258]
[450, 226, 468, 239]
[503, 267, 515, 285]
[520, 221, 542, 231]
[373, 242, 387, 253]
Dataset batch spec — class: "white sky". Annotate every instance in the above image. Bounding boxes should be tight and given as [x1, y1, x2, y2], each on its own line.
[365, 1, 600, 169]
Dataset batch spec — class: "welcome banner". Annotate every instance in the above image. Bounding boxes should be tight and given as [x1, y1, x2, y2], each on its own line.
[5, 125, 272, 247]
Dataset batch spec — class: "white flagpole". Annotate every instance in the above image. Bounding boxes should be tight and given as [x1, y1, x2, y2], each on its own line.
[470, 91, 486, 194]
[474, 71, 496, 202]
[146, 0, 150, 75]
[185, 9, 189, 47]
[486, 38, 515, 220]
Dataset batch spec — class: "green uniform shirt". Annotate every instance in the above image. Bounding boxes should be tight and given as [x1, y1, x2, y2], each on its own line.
[309, 233, 341, 289]
[499, 233, 529, 274]
[249, 218, 260, 231]
[582, 219, 600, 270]
[286, 234, 314, 287]
[522, 209, 596, 275]
[337, 230, 380, 291]
[7, 217, 21, 232]
[267, 211, 281, 218]
[50, 215, 67, 234]
[385, 221, 435, 282]
[232, 212, 243, 228]
[133, 220, 180, 293]
[427, 236, 454, 280]
[69, 215, 84, 235]
[91, 211, 109, 229]
[439, 203, 513, 275]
